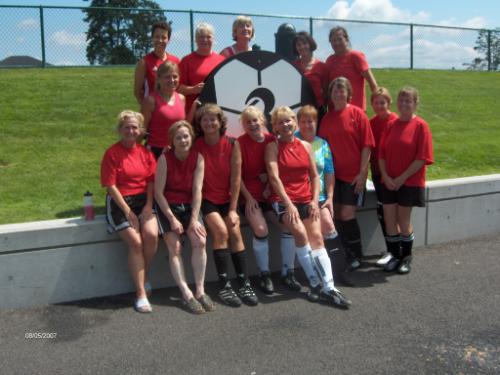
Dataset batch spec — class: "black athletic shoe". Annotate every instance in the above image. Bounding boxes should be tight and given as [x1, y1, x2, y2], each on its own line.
[384, 257, 400, 272]
[397, 256, 412, 274]
[237, 279, 259, 306]
[307, 284, 321, 303]
[321, 289, 351, 309]
[281, 269, 302, 292]
[218, 282, 242, 307]
[259, 272, 274, 295]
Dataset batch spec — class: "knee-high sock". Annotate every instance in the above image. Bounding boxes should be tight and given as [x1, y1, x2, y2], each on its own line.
[296, 244, 320, 287]
[311, 248, 336, 292]
[213, 249, 231, 287]
[252, 235, 269, 273]
[280, 232, 296, 276]
[401, 233, 414, 258]
[231, 250, 248, 282]
[386, 235, 401, 259]
[377, 201, 390, 252]
[340, 219, 363, 259]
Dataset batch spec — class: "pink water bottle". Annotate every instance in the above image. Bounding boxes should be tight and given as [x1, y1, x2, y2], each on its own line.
[83, 191, 95, 221]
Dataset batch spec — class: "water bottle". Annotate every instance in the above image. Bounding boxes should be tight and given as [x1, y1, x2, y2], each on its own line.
[83, 191, 95, 221]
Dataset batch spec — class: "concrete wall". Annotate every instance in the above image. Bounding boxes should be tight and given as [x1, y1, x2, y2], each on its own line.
[1, 174, 499, 309]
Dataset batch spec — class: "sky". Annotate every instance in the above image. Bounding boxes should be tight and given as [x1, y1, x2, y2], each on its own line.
[1, 0, 499, 68]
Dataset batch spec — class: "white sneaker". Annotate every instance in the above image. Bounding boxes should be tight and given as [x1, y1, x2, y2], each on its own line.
[376, 253, 393, 267]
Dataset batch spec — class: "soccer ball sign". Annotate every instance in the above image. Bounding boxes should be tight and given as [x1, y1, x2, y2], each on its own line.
[199, 50, 316, 137]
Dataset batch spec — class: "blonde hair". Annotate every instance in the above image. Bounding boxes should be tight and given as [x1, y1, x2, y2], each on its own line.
[195, 22, 215, 39]
[156, 61, 179, 91]
[117, 110, 145, 134]
[271, 106, 297, 133]
[194, 103, 228, 136]
[327, 76, 353, 102]
[297, 105, 318, 121]
[168, 120, 195, 148]
[240, 106, 266, 128]
[398, 86, 420, 104]
[232, 15, 254, 41]
[371, 86, 392, 105]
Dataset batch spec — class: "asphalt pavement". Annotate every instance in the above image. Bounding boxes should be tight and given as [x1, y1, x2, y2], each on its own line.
[1, 233, 499, 375]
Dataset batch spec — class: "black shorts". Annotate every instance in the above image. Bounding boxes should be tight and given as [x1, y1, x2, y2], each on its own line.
[106, 193, 151, 233]
[201, 199, 230, 218]
[380, 184, 426, 207]
[371, 174, 383, 202]
[156, 203, 203, 235]
[239, 201, 274, 214]
[334, 179, 365, 207]
[272, 201, 311, 223]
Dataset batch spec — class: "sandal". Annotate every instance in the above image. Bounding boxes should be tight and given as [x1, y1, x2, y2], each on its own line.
[197, 294, 216, 312]
[134, 297, 152, 313]
[183, 297, 204, 315]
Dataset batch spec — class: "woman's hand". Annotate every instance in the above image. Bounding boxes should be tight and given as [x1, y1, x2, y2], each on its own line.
[227, 209, 239, 227]
[383, 175, 397, 191]
[321, 197, 334, 217]
[169, 216, 184, 235]
[308, 201, 320, 221]
[284, 203, 299, 224]
[245, 197, 260, 217]
[188, 220, 206, 237]
[352, 172, 367, 194]
[126, 210, 140, 232]
[393, 175, 406, 190]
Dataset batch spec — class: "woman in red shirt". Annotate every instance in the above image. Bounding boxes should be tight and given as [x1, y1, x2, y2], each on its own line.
[154, 120, 214, 314]
[142, 61, 186, 159]
[266, 106, 351, 308]
[100, 111, 158, 313]
[318, 77, 375, 274]
[193, 104, 258, 307]
[220, 16, 254, 58]
[134, 22, 180, 104]
[324, 26, 377, 111]
[369, 87, 399, 267]
[379, 87, 433, 274]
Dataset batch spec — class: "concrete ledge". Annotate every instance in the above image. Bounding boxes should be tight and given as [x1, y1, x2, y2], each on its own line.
[1, 174, 499, 309]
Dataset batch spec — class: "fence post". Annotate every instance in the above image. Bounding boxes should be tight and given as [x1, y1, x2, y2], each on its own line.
[309, 17, 313, 36]
[410, 23, 414, 69]
[39, 5, 46, 68]
[189, 10, 194, 53]
[487, 30, 492, 71]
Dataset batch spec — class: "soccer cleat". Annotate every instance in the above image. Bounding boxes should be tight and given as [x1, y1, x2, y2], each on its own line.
[375, 253, 393, 267]
[384, 257, 400, 272]
[218, 282, 242, 307]
[281, 269, 302, 292]
[345, 258, 361, 272]
[321, 289, 351, 309]
[397, 256, 412, 274]
[259, 272, 274, 295]
[307, 284, 321, 303]
[237, 279, 259, 306]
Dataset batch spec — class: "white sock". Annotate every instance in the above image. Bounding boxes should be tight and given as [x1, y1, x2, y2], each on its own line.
[296, 244, 320, 287]
[311, 248, 335, 292]
[252, 236, 270, 273]
[280, 232, 296, 276]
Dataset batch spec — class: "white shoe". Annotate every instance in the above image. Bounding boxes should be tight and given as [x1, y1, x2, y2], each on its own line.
[376, 253, 393, 267]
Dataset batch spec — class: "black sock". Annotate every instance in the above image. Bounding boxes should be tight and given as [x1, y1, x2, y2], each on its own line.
[387, 234, 401, 259]
[401, 233, 414, 258]
[376, 202, 390, 252]
[342, 219, 363, 259]
[213, 249, 230, 287]
[324, 235, 343, 253]
[231, 250, 248, 283]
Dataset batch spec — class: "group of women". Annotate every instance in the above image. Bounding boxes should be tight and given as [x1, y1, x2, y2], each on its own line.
[101, 17, 433, 314]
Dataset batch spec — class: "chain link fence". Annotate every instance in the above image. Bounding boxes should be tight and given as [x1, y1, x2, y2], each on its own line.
[1, 5, 498, 70]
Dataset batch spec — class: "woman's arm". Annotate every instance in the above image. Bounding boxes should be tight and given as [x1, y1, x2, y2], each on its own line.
[304, 141, 320, 220]
[141, 95, 156, 133]
[378, 158, 396, 191]
[188, 154, 206, 236]
[107, 185, 139, 231]
[393, 160, 426, 190]
[178, 82, 205, 96]
[361, 68, 378, 93]
[352, 146, 371, 194]
[227, 141, 242, 226]
[133, 58, 147, 105]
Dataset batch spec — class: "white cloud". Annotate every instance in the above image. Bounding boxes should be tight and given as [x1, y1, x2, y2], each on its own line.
[438, 16, 487, 29]
[17, 18, 38, 30]
[327, 0, 429, 23]
[50, 30, 87, 47]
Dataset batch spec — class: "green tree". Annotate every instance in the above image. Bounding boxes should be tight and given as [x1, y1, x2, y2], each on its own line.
[465, 28, 500, 71]
[83, 0, 166, 65]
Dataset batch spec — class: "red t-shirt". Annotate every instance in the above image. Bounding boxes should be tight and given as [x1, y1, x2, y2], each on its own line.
[147, 92, 186, 148]
[318, 105, 374, 183]
[179, 51, 225, 113]
[100, 142, 156, 196]
[238, 133, 275, 202]
[163, 148, 199, 204]
[193, 136, 233, 204]
[379, 116, 433, 187]
[275, 137, 312, 204]
[324, 50, 370, 111]
[143, 52, 180, 97]
[369, 112, 398, 175]
[292, 59, 326, 107]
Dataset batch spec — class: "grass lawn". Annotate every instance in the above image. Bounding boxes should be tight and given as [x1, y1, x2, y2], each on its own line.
[0, 67, 499, 224]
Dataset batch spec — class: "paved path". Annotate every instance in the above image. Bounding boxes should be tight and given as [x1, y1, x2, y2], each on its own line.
[1, 233, 499, 375]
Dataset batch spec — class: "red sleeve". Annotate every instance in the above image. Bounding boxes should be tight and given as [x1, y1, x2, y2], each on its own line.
[358, 109, 375, 148]
[352, 50, 369, 73]
[179, 55, 190, 86]
[416, 120, 434, 165]
[100, 148, 116, 187]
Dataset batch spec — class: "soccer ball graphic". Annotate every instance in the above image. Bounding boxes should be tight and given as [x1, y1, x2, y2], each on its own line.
[199, 50, 316, 137]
